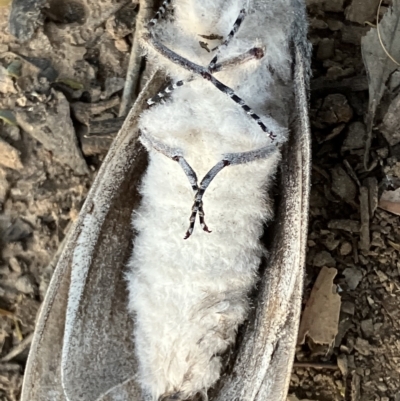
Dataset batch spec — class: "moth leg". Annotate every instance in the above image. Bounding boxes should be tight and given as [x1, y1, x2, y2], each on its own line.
[148, 0, 173, 28]
[208, 8, 247, 69]
[208, 47, 264, 73]
[184, 144, 278, 239]
[140, 130, 199, 191]
[147, 80, 185, 106]
[144, 35, 275, 140]
[184, 160, 229, 239]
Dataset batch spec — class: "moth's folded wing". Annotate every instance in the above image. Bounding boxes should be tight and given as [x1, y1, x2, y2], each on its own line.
[21, 70, 165, 401]
[20, 240, 72, 401]
[60, 71, 166, 401]
[213, 43, 311, 401]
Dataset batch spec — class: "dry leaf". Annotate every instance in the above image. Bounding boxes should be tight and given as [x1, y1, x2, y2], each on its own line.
[361, 0, 400, 168]
[298, 266, 341, 345]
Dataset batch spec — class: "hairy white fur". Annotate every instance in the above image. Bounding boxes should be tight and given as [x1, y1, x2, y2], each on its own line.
[127, 1, 295, 399]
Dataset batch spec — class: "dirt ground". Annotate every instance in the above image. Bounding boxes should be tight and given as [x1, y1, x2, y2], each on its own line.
[0, 0, 399, 400]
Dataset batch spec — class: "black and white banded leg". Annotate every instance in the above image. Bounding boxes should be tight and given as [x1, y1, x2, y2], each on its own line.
[184, 144, 277, 238]
[141, 130, 277, 239]
[147, 0, 172, 28]
[144, 34, 276, 139]
[208, 8, 246, 70]
[147, 80, 186, 106]
[146, 48, 264, 106]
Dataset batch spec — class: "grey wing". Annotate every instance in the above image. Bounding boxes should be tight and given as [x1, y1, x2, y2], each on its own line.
[21, 70, 166, 401]
[212, 11, 311, 401]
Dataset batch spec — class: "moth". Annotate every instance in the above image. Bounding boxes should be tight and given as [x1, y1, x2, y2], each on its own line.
[21, 0, 311, 401]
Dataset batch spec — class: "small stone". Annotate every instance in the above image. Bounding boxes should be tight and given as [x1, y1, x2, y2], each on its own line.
[0, 138, 23, 170]
[341, 301, 355, 315]
[313, 250, 336, 267]
[307, 0, 345, 12]
[340, 241, 352, 256]
[337, 354, 348, 376]
[114, 38, 129, 52]
[15, 274, 37, 295]
[342, 122, 367, 152]
[375, 269, 388, 282]
[345, 0, 380, 24]
[328, 219, 360, 232]
[317, 38, 335, 60]
[311, 18, 328, 29]
[327, 19, 343, 31]
[331, 165, 357, 202]
[354, 337, 370, 356]
[0, 44, 8, 53]
[318, 94, 353, 125]
[322, 234, 340, 251]
[1, 124, 21, 141]
[343, 267, 363, 290]
[8, 257, 22, 274]
[376, 382, 388, 392]
[360, 319, 374, 338]
[2, 218, 33, 242]
[0, 168, 8, 203]
[0, 66, 17, 94]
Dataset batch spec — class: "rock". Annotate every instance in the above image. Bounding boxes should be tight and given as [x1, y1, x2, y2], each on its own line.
[2, 218, 33, 242]
[340, 241, 352, 256]
[360, 319, 374, 338]
[1, 124, 21, 142]
[381, 93, 400, 146]
[9, 0, 47, 42]
[341, 301, 355, 315]
[102, 77, 125, 99]
[306, 0, 345, 12]
[0, 66, 17, 94]
[343, 267, 363, 290]
[376, 382, 388, 392]
[16, 90, 89, 175]
[345, 0, 380, 24]
[327, 19, 343, 31]
[317, 94, 353, 126]
[337, 354, 348, 376]
[317, 38, 335, 60]
[15, 274, 37, 295]
[331, 165, 357, 202]
[313, 250, 336, 267]
[0, 168, 8, 204]
[354, 337, 370, 356]
[0, 138, 23, 170]
[328, 219, 360, 232]
[342, 122, 367, 152]
[342, 25, 370, 45]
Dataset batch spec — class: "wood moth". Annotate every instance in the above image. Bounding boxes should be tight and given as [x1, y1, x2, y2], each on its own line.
[21, 1, 311, 400]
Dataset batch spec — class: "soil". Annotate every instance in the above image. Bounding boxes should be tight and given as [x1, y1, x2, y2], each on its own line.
[0, 0, 399, 400]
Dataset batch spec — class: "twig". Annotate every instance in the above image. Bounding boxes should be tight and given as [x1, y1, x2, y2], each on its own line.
[119, 0, 155, 116]
[1, 333, 33, 362]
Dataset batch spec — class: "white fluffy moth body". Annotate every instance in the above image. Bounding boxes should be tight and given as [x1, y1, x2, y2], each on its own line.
[127, 0, 296, 399]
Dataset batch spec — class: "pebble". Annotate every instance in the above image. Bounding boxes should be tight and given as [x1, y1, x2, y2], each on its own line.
[317, 38, 335, 60]
[340, 241, 352, 256]
[342, 122, 367, 152]
[354, 337, 371, 356]
[313, 250, 336, 267]
[360, 319, 374, 338]
[337, 354, 348, 376]
[343, 267, 363, 290]
[0, 138, 23, 170]
[331, 165, 357, 202]
[341, 300, 355, 315]
[15, 274, 37, 295]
